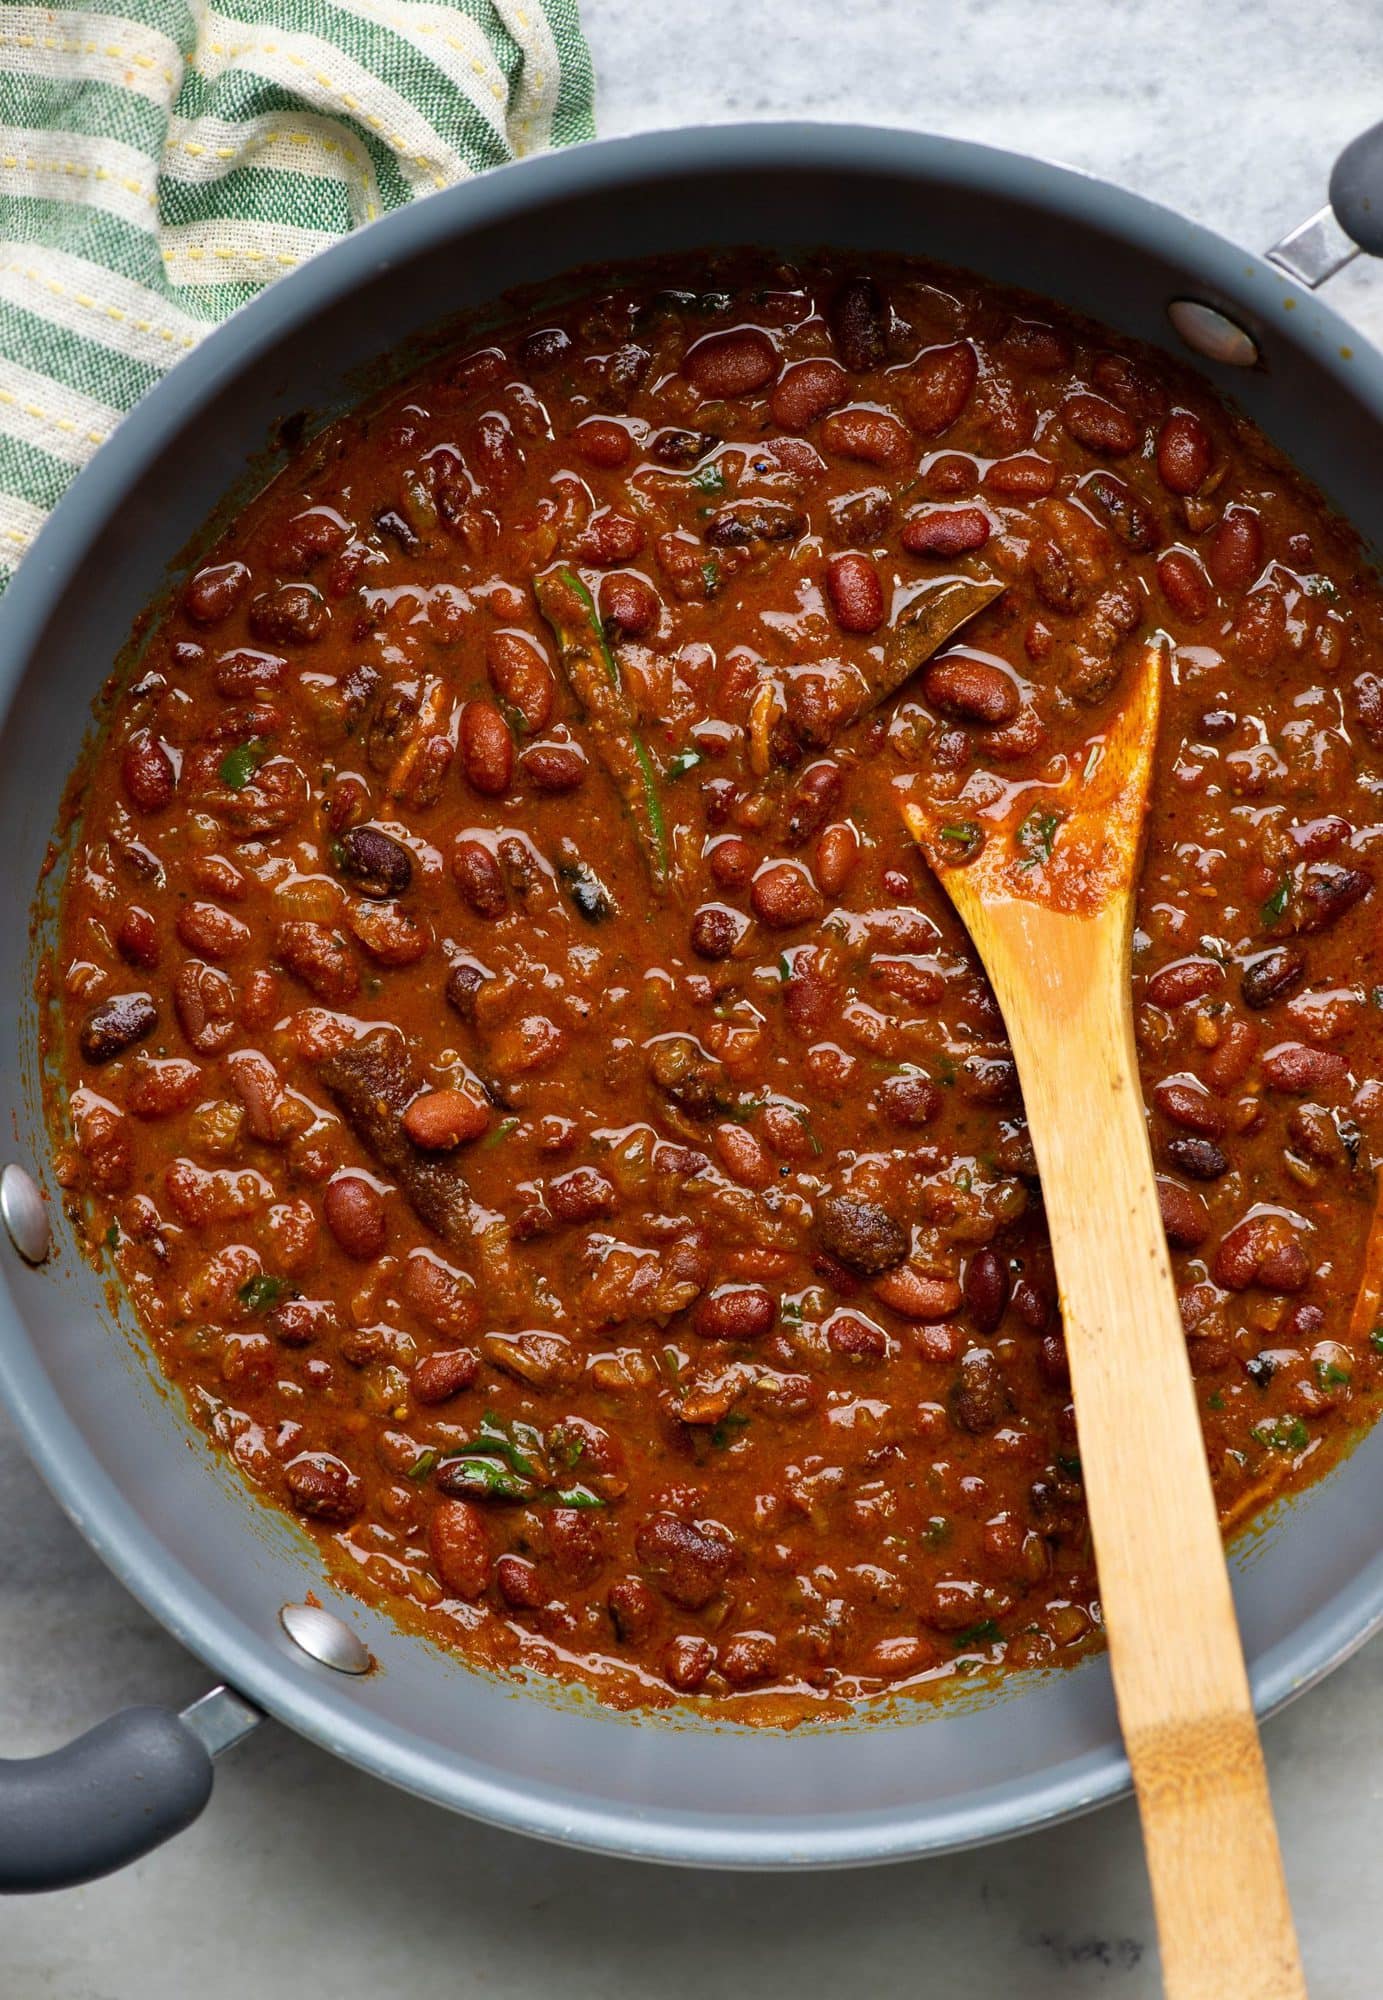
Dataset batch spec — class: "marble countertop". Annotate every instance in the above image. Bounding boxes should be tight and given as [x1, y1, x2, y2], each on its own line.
[5, 3, 1383, 1992]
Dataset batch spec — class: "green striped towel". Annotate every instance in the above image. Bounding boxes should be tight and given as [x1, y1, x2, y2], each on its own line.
[0, 0, 595, 591]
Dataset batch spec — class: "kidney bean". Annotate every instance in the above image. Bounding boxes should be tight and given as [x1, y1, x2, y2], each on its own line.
[702, 836, 749, 893]
[337, 825, 412, 902]
[213, 648, 285, 699]
[750, 860, 823, 929]
[713, 1122, 774, 1190]
[122, 730, 176, 813]
[274, 920, 358, 1004]
[1232, 589, 1286, 672]
[79, 991, 158, 1064]
[693, 1284, 777, 1342]
[1082, 471, 1158, 551]
[635, 1512, 734, 1609]
[952, 1347, 1008, 1433]
[429, 1498, 490, 1598]
[1157, 410, 1212, 494]
[519, 740, 587, 793]
[902, 342, 978, 435]
[519, 325, 571, 371]
[870, 1265, 961, 1321]
[786, 763, 842, 847]
[571, 508, 645, 566]
[1153, 1077, 1226, 1136]
[922, 655, 1019, 726]
[123, 1057, 199, 1121]
[543, 1166, 615, 1226]
[1157, 1177, 1210, 1248]
[662, 1634, 715, 1691]
[826, 552, 884, 633]
[720, 1632, 778, 1687]
[452, 837, 507, 918]
[599, 571, 661, 635]
[607, 1576, 657, 1645]
[829, 275, 889, 370]
[1146, 958, 1222, 1009]
[403, 1088, 490, 1150]
[485, 1556, 541, 1614]
[323, 1173, 386, 1259]
[285, 1451, 362, 1524]
[690, 904, 744, 960]
[573, 417, 632, 469]
[486, 630, 554, 732]
[683, 327, 778, 397]
[459, 700, 514, 798]
[1297, 864, 1370, 934]
[116, 907, 160, 970]
[249, 582, 328, 646]
[1208, 507, 1264, 591]
[176, 901, 250, 960]
[984, 455, 1058, 498]
[173, 959, 237, 1053]
[878, 1072, 942, 1128]
[815, 1193, 907, 1274]
[901, 505, 991, 557]
[819, 407, 913, 467]
[964, 1247, 1009, 1333]
[1061, 393, 1139, 456]
[770, 358, 849, 430]
[815, 822, 858, 897]
[411, 1347, 479, 1404]
[1240, 947, 1305, 1009]
[1165, 1135, 1229, 1181]
[1214, 1215, 1309, 1293]
[183, 560, 250, 626]
[824, 1310, 888, 1360]
[1156, 549, 1213, 623]
[346, 899, 429, 967]
[1262, 1043, 1348, 1094]
[1205, 1018, 1257, 1094]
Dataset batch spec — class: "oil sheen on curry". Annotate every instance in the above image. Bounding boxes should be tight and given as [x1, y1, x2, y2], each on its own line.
[45, 253, 1383, 1716]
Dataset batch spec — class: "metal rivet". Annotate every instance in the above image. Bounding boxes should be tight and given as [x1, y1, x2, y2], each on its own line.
[1, 1165, 51, 1265]
[280, 1602, 373, 1675]
[1167, 299, 1261, 368]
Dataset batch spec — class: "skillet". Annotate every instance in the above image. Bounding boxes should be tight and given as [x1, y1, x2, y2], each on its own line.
[1, 119, 1381, 1889]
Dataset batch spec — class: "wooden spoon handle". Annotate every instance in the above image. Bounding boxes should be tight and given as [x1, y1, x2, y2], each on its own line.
[984, 893, 1306, 2000]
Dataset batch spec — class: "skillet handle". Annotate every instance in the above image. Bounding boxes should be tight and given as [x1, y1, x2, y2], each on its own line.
[1331, 119, 1383, 257]
[0, 1688, 259, 1893]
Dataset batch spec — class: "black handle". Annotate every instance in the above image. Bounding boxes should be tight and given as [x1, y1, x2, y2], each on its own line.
[1331, 119, 1383, 256]
[0, 1707, 215, 1893]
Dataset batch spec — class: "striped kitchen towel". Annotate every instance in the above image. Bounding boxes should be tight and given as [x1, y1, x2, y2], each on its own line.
[0, 0, 595, 590]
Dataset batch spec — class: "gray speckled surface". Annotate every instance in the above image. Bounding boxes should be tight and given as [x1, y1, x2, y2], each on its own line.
[4, 3, 1383, 1992]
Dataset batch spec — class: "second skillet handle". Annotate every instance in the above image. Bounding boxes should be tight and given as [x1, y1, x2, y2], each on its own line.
[1268, 118, 1383, 287]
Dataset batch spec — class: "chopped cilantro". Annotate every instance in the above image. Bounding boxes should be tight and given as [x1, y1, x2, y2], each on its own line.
[700, 558, 721, 597]
[1261, 878, 1290, 927]
[404, 1449, 438, 1481]
[1207, 1390, 1225, 1412]
[691, 461, 726, 495]
[666, 749, 702, 780]
[1371, 1327, 1383, 1354]
[938, 820, 981, 859]
[218, 737, 270, 791]
[921, 1515, 951, 1548]
[1016, 807, 1062, 870]
[1252, 1415, 1310, 1454]
[1316, 1359, 1352, 1388]
[104, 1220, 120, 1251]
[237, 1273, 297, 1314]
[952, 1619, 1002, 1650]
[477, 1115, 519, 1151]
[711, 1410, 751, 1449]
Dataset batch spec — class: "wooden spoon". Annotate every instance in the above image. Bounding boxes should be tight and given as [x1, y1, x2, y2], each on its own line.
[903, 637, 1306, 2000]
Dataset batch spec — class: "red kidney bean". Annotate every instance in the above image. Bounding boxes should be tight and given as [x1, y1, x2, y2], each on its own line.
[922, 655, 1019, 725]
[176, 902, 250, 960]
[213, 649, 286, 699]
[608, 1576, 658, 1645]
[1153, 1077, 1227, 1136]
[901, 506, 991, 556]
[770, 358, 849, 430]
[785, 762, 842, 847]
[1241, 947, 1306, 1009]
[1156, 410, 1213, 493]
[519, 740, 587, 793]
[820, 407, 913, 467]
[826, 1311, 889, 1359]
[1146, 958, 1222, 1009]
[1205, 1018, 1257, 1093]
[1231, 589, 1286, 672]
[452, 837, 507, 918]
[79, 992, 158, 1064]
[121, 730, 176, 813]
[518, 325, 571, 371]
[285, 1452, 362, 1523]
[411, 1347, 479, 1404]
[815, 822, 858, 896]
[879, 1072, 942, 1128]
[902, 342, 978, 435]
[875, 1266, 963, 1320]
[547, 1166, 617, 1225]
[571, 509, 645, 566]
[830, 275, 889, 370]
[1157, 1178, 1210, 1248]
[750, 861, 824, 929]
[693, 1285, 777, 1341]
[636, 1512, 734, 1609]
[1082, 471, 1159, 551]
[1061, 393, 1139, 456]
[459, 700, 513, 797]
[573, 417, 632, 468]
[274, 920, 358, 1004]
[720, 1632, 778, 1686]
[174, 959, 237, 1052]
[429, 1498, 490, 1598]
[599, 571, 661, 635]
[683, 327, 778, 397]
[486, 630, 553, 731]
[1165, 1135, 1229, 1181]
[1156, 549, 1213, 623]
[403, 1088, 490, 1149]
[1261, 1043, 1349, 1094]
[1296, 864, 1369, 934]
[248, 582, 328, 646]
[116, 906, 160, 969]
[1208, 507, 1264, 592]
[183, 560, 250, 625]
[984, 455, 1058, 498]
[337, 824, 412, 900]
[323, 1173, 387, 1259]
[826, 552, 884, 633]
[689, 904, 744, 960]
[713, 1122, 773, 1190]
[708, 835, 754, 891]
[964, 1247, 1009, 1332]
[1213, 1216, 1309, 1293]
[662, 1634, 715, 1691]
